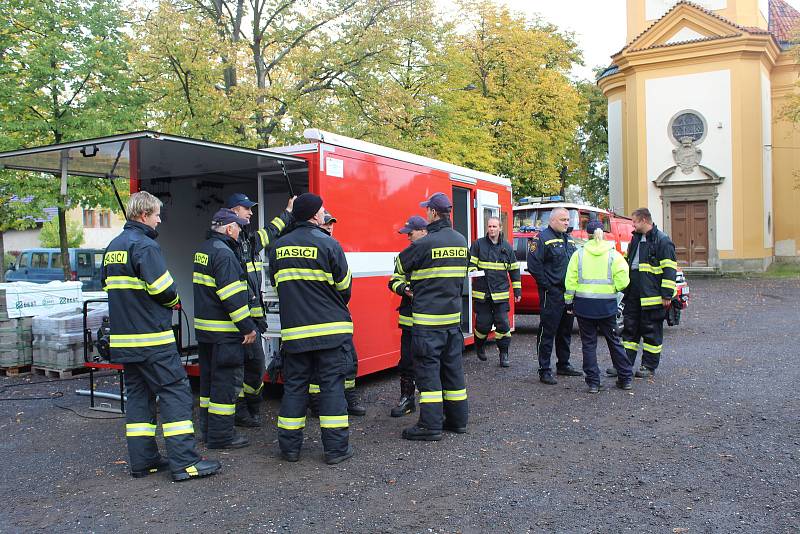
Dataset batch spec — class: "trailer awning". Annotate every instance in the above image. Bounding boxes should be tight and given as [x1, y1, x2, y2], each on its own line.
[0, 131, 306, 182]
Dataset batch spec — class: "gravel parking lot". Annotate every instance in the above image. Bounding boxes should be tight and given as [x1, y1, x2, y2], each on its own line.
[1, 276, 798, 533]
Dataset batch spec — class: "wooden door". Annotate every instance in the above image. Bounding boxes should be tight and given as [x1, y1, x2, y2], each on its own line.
[671, 200, 708, 267]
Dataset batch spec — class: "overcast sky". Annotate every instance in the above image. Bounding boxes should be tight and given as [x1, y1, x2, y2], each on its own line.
[438, 0, 800, 81]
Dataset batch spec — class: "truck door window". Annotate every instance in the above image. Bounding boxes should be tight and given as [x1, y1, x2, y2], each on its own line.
[51, 253, 62, 268]
[94, 253, 104, 269]
[598, 213, 611, 232]
[18, 253, 30, 268]
[578, 210, 590, 231]
[31, 252, 48, 268]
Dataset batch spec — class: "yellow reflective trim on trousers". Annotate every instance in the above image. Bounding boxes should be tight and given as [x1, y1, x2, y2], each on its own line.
[229, 304, 251, 323]
[472, 290, 486, 300]
[208, 402, 236, 416]
[490, 291, 510, 301]
[410, 266, 468, 280]
[512, 281, 521, 289]
[217, 280, 247, 301]
[419, 391, 443, 403]
[271, 216, 286, 232]
[164, 295, 180, 308]
[622, 341, 639, 351]
[274, 268, 334, 286]
[242, 382, 263, 395]
[345, 379, 355, 389]
[412, 312, 461, 326]
[443, 389, 467, 401]
[126, 423, 156, 437]
[194, 318, 239, 332]
[335, 269, 352, 291]
[319, 415, 349, 428]
[281, 321, 353, 341]
[642, 342, 662, 354]
[640, 296, 662, 306]
[494, 331, 511, 339]
[258, 228, 269, 248]
[474, 329, 488, 339]
[199, 396, 210, 408]
[104, 276, 147, 291]
[250, 306, 264, 317]
[192, 272, 216, 287]
[659, 259, 678, 269]
[162, 420, 194, 437]
[277, 416, 306, 430]
[661, 279, 677, 289]
[110, 330, 175, 348]
[147, 271, 174, 296]
[398, 314, 412, 327]
[246, 261, 264, 273]
[476, 260, 508, 270]
[308, 383, 320, 394]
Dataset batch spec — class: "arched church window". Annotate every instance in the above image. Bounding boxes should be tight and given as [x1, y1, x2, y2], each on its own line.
[669, 111, 706, 145]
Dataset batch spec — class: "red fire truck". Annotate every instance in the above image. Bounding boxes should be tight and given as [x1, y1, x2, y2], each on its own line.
[0, 130, 513, 378]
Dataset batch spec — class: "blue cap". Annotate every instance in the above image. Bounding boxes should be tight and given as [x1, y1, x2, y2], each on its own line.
[420, 192, 452, 212]
[323, 212, 337, 224]
[399, 215, 427, 234]
[212, 208, 248, 227]
[225, 193, 257, 209]
[586, 220, 604, 234]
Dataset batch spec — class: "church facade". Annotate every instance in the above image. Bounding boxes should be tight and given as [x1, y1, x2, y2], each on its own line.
[599, 0, 799, 271]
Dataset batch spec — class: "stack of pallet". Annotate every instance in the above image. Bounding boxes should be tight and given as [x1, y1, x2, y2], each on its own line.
[0, 317, 33, 373]
[32, 304, 108, 376]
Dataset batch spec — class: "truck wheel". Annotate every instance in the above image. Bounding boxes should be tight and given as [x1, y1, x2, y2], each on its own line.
[666, 306, 681, 326]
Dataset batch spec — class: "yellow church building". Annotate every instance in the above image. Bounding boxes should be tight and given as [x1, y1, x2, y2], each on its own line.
[599, 0, 799, 271]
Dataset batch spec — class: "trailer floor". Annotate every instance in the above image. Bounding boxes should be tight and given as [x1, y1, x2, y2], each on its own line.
[1, 276, 798, 533]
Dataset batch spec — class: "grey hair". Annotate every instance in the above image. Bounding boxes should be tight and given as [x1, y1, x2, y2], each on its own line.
[487, 216, 502, 226]
[211, 222, 236, 233]
[551, 207, 569, 218]
[126, 191, 162, 219]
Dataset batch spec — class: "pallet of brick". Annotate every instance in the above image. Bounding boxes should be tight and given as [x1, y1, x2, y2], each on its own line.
[0, 317, 34, 368]
[31, 304, 107, 372]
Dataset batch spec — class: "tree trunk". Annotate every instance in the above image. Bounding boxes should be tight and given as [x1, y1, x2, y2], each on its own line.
[0, 230, 5, 283]
[58, 206, 71, 281]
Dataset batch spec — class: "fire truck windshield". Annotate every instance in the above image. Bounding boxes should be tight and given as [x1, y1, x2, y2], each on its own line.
[513, 207, 579, 231]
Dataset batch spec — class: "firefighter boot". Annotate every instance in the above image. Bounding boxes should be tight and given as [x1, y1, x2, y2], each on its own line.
[402, 425, 442, 441]
[235, 397, 260, 428]
[245, 392, 263, 425]
[499, 348, 510, 368]
[172, 459, 222, 482]
[345, 388, 366, 417]
[390, 377, 416, 417]
[475, 339, 487, 361]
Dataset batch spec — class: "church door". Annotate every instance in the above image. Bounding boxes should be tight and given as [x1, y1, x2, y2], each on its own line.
[671, 200, 708, 267]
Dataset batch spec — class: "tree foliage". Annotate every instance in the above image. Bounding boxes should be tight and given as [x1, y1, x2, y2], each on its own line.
[40, 217, 83, 248]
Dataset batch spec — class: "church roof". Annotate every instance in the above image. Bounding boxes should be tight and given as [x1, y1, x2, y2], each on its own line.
[769, 0, 800, 46]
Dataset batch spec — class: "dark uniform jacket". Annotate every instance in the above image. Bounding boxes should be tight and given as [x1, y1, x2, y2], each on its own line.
[268, 221, 353, 354]
[388, 246, 414, 330]
[101, 221, 180, 363]
[392, 218, 469, 330]
[193, 231, 257, 344]
[625, 225, 677, 309]
[468, 235, 521, 302]
[241, 211, 293, 319]
[527, 226, 577, 293]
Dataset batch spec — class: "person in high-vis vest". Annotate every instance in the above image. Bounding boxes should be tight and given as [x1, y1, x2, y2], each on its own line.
[392, 192, 469, 442]
[226, 193, 295, 427]
[468, 216, 521, 368]
[193, 208, 258, 450]
[268, 193, 354, 465]
[613, 207, 677, 379]
[102, 191, 220, 482]
[565, 220, 633, 393]
[307, 212, 366, 418]
[387, 215, 428, 417]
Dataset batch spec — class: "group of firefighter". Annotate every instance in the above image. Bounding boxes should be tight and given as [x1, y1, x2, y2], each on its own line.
[101, 188, 676, 482]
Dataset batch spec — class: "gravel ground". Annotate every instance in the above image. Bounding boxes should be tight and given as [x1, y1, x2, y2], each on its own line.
[1, 276, 798, 533]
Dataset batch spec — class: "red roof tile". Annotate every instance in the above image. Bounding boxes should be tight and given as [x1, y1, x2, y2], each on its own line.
[769, 0, 800, 43]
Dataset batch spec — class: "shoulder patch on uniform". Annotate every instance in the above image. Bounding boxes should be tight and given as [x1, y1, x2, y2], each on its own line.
[431, 247, 468, 259]
[529, 239, 537, 253]
[103, 251, 127, 265]
[194, 252, 209, 266]
[276, 246, 318, 260]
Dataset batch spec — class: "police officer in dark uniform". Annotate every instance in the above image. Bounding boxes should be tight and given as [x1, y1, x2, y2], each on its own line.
[226, 193, 294, 427]
[527, 207, 583, 385]
[268, 193, 354, 465]
[387, 215, 428, 417]
[102, 191, 220, 482]
[468, 216, 521, 367]
[193, 208, 258, 449]
[392, 193, 469, 441]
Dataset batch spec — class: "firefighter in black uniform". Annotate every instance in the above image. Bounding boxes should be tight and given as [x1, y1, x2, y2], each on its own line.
[102, 191, 220, 482]
[611, 207, 677, 378]
[268, 193, 354, 464]
[226, 193, 294, 427]
[393, 192, 469, 441]
[193, 208, 258, 449]
[387, 215, 428, 417]
[307, 212, 366, 417]
[468, 216, 521, 367]
[527, 207, 583, 384]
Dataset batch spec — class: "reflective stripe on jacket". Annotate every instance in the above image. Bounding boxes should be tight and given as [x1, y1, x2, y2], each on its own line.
[527, 226, 577, 292]
[468, 235, 521, 302]
[268, 221, 353, 353]
[565, 239, 629, 319]
[625, 225, 677, 309]
[241, 211, 293, 318]
[388, 244, 413, 330]
[101, 221, 179, 363]
[193, 232, 257, 343]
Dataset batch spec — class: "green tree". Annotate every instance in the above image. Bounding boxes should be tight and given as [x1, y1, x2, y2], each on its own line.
[39, 218, 83, 248]
[0, 175, 51, 282]
[1, 0, 141, 280]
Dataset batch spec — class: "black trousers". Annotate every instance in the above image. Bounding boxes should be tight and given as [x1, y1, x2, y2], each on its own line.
[279, 344, 350, 457]
[398, 328, 415, 381]
[473, 299, 511, 350]
[413, 327, 468, 431]
[124, 351, 199, 473]
[577, 315, 633, 386]
[198, 341, 245, 447]
[622, 297, 666, 371]
[309, 344, 357, 395]
[537, 288, 574, 374]
[242, 338, 266, 402]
